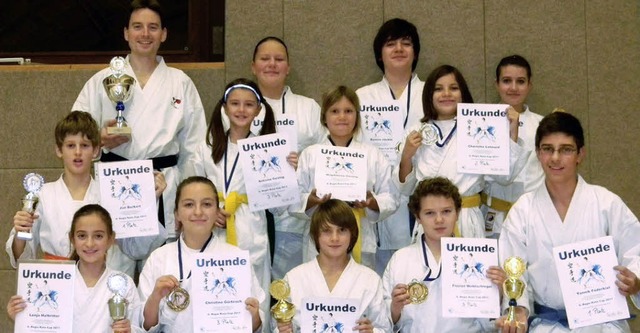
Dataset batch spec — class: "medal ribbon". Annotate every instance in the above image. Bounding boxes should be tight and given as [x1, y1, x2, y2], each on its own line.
[177, 232, 213, 282]
[431, 120, 457, 148]
[421, 234, 442, 282]
[388, 79, 412, 128]
[218, 191, 248, 246]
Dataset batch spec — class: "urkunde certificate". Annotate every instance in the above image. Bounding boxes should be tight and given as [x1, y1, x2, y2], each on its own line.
[237, 133, 300, 212]
[300, 297, 359, 333]
[15, 260, 76, 333]
[359, 99, 404, 164]
[552, 236, 630, 329]
[456, 103, 510, 175]
[441, 237, 500, 318]
[96, 159, 159, 239]
[314, 146, 368, 202]
[191, 250, 253, 332]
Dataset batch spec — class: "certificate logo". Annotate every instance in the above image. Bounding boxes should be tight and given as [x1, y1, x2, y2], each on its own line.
[326, 157, 355, 174]
[452, 253, 487, 282]
[568, 257, 606, 288]
[250, 150, 282, 177]
[204, 268, 238, 297]
[27, 280, 60, 312]
[364, 113, 392, 136]
[110, 176, 143, 205]
[467, 118, 497, 143]
[313, 313, 345, 333]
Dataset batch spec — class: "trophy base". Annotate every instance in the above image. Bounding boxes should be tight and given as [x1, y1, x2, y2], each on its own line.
[17, 231, 33, 240]
[107, 126, 132, 137]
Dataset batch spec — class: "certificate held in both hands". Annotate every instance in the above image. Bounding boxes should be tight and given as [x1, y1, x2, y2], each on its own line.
[96, 159, 159, 239]
[314, 146, 368, 202]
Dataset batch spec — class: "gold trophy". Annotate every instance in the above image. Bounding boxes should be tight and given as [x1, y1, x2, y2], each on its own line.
[107, 273, 129, 321]
[103, 56, 135, 137]
[18, 173, 44, 240]
[407, 279, 428, 304]
[503, 256, 526, 323]
[270, 280, 295, 323]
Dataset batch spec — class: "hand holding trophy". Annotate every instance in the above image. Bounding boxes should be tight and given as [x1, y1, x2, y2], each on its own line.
[270, 279, 295, 324]
[17, 173, 44, 240]
[103, 56, 135, 137]
[107, 272, 129, 322]
[503, 257, 526, 327]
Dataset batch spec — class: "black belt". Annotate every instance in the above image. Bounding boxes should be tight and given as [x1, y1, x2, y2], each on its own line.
[100, 152, 178, 227]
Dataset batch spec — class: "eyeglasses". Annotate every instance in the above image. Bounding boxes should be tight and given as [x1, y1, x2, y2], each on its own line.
[538, 146, 578, 156]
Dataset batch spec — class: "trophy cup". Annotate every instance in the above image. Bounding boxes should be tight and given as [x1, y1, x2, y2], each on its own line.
[503, 256, 526, 323]
[407, 279, 428, 304]
[18, 173, 44, 240]
[103, 56, 135, 137]
[107, 273, 129, 321]
[270, 280, 295, 323]
[166, 285, 190, 312]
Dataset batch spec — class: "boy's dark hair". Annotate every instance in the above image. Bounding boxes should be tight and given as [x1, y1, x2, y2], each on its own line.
[408, 177, 462, 217]
[421, 65, 474, 122]
[310, 199, 359, 253]
[373, 18, 421, 72]
[129, 0, 164, 27]
[535, 111, 584, 149]
[55, 111, 100, 148]
[496, 54, 532, 81]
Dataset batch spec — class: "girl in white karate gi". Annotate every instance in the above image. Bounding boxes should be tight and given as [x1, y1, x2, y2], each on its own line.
[275, 199, 392, 333]
[7, 204, 143, 333]
[139, 176, 265, 333]
[292, 85, 398, 271]
[397, 65, 528, 240]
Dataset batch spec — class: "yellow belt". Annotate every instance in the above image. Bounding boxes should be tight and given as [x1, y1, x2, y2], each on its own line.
[351, 208, 365, 263]
[218, 191, 248, 246]
[480, 193, 513, 213]
[454, 194, 482, 237]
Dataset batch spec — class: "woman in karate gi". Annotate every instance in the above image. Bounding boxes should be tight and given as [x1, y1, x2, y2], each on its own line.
[274, 199, 392, 333]
[8, 204, 143, 333]
[249, 36, 326, 280]
[138, 176, 265, 333]
[292, 85, 398, 270]
[383, 177, 505, 332]
[396, 65, 529, 239]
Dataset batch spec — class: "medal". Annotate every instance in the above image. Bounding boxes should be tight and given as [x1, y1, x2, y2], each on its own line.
[166, 287, 190, 312]
[407, 279, 428, 304]
[419, 123, 439, 145]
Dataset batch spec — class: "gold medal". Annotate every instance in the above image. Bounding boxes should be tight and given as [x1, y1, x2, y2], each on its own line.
[407, 279, 428, 304]
[166, 287, 190, 312]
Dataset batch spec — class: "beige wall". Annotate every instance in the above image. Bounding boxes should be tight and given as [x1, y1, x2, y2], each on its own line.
[1, 0, 639, 330]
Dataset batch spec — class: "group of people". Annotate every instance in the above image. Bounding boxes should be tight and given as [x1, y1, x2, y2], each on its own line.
[5, 0, 640, 332]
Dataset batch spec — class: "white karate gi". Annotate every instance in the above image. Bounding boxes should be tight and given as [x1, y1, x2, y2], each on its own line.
[499, 176, 640, 332]
[187, 136, 272, 321]
[72, 55, 207, 239]
[138, 233, 266, 333]
[396, 119, 529, 239]
[482, 107, 544, 236]
[291, 138, 399, 269]
[383, 240, 494, 332]
[221, 86, 327, 280]
[272, 257, 392, 333]
[357, 74, 425, 274]
[4, 176, 135, 276]
[74, 266, 143, 333]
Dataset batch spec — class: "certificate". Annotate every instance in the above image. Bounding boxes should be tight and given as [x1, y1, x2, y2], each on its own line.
[359, 99, 404, 164]
[96, 159, 159, 239]
[251, 110, 299, 151]
[553, 236, 629, 329]
[457, 103, 510, 175]
[15, 260, 76, 333]
[300, 297, 359, 333]
[237, 133, 300, 211]
[191, 250, 253, 332]
[314, 146, 367, 201]
[441, 237, 500, 318]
